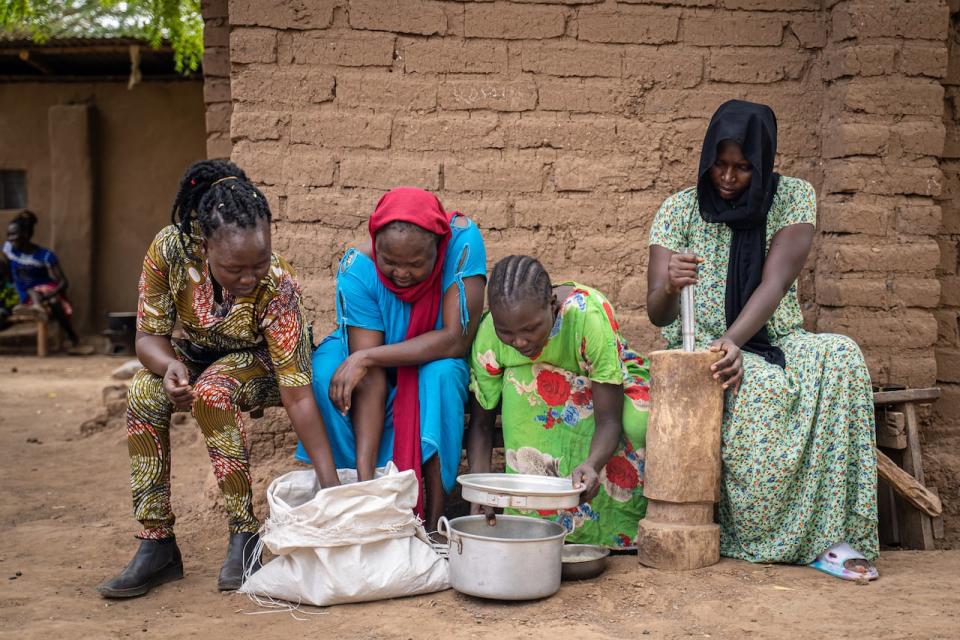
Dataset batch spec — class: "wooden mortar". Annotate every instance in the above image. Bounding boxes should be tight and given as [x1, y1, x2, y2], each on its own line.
[637, 349, 724, 571]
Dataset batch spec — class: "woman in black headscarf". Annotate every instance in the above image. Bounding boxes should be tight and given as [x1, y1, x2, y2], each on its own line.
[646, 100, 879, 581]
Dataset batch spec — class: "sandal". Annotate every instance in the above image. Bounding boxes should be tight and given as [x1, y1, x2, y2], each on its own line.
[810, 542, 879, 582]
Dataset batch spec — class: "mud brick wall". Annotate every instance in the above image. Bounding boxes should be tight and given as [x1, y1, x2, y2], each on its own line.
[816, 1, 949, 388]
[934, 1, 960, 546]
[201, 0, 232, 159]
[220, 0, 831, 349]
[813, 0, 956, 547]
[204, 1, 959, 543]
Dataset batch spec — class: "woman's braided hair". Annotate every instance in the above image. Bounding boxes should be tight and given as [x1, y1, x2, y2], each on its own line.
[171, 160, 271, 240]
[488, 255, 552, 309]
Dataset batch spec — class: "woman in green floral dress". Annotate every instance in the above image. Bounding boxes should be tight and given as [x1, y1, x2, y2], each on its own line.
[647, 100, 878, 579]
[467, 255, 649, 549]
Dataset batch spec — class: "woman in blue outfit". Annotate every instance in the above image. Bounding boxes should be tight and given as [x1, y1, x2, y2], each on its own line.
[296, 187, 486, 528]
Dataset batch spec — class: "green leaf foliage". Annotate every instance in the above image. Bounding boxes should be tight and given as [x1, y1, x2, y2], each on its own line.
[0, 0, 203, 73]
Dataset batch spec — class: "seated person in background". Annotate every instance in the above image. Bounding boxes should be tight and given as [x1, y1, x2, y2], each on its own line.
[297, 187, 487, 530]
[0, 257, 18, 330]
[646, 99, 879, 581]
[3, 210, 81, 348]
[467, 255, 649, 550]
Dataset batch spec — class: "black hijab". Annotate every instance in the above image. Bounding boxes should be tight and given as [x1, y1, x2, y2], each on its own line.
[697, 99, 785, 368]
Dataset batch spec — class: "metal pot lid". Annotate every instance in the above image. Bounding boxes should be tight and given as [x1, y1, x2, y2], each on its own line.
[458, 473, 581, 498]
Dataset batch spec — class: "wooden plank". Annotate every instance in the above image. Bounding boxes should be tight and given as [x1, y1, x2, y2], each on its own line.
[876, 433, 907, 449]
[896, 495, 936, 550]
[881, 411, 906, 433]
[873, 388, 941, 405]
[875, 409, 907, 449]
[36, 319, 47, 358]
[901, 403, 926, 485]
[888, 402, 936, 550]
[876, 449, 943, 517]
[931, 487, 945, 541]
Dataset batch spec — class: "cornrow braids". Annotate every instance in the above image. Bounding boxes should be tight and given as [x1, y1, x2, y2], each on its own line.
[170, 159, 271, 242]
[488, 255, 552, 310]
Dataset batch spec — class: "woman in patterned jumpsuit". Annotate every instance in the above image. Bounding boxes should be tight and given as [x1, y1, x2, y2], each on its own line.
[98, 160, 338, 599]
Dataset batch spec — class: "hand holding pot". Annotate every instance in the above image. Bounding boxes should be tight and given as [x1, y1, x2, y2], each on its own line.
[571, 463, 600, 504]
[469, 502, 497, 526]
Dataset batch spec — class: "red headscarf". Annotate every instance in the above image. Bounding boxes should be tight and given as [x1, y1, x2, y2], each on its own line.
[368, 187, 452, 517]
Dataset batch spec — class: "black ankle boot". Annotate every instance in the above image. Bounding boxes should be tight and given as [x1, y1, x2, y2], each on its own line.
[98, 538, 184, 599]
[217, 532, 261, 591]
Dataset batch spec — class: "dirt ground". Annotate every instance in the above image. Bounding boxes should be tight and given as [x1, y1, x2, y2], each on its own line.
[1, 355, 958, 640]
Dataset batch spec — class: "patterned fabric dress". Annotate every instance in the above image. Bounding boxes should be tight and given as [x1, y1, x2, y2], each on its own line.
[649, 176, 879, 564]
[130, 224, 312, 539]
[470, 284, 650, 550]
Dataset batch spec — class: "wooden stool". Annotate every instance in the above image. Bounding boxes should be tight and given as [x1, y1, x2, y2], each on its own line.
[874, 387, 943, 550]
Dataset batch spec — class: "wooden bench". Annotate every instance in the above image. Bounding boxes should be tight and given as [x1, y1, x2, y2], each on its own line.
[1, 305, 59, 357]
[874, 387, 943, 550]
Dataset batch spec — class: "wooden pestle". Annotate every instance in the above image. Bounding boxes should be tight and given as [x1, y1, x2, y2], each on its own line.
[637, 349, 724, 570]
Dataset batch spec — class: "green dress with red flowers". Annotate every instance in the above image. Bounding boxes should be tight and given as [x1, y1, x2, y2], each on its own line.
[469, 283, 650, 549]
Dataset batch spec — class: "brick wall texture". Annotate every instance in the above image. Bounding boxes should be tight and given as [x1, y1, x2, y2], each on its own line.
[201, 0, 959, 545]
[934, 0, 960, 547]
[201, 0, 232, 158]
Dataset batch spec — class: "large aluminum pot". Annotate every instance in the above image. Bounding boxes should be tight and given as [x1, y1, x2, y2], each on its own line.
[437, 514, 566, 600]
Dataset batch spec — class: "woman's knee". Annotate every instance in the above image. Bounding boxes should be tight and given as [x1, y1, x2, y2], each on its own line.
[821, 333, 867, 367]
[312, 343, 343, 384]
[127, 368, 167, 416]
[192, 372, 240, 415]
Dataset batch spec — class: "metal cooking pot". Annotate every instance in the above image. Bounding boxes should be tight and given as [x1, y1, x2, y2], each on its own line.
[561, 544, 610, 581]
[103, 312, 137, 356]
[437, 514, 566, 601]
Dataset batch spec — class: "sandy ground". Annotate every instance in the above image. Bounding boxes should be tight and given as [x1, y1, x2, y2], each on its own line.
[1, 354, 958, 640]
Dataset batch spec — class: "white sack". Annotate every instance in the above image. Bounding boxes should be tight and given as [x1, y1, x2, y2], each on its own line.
[240, 463, 448, 607]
